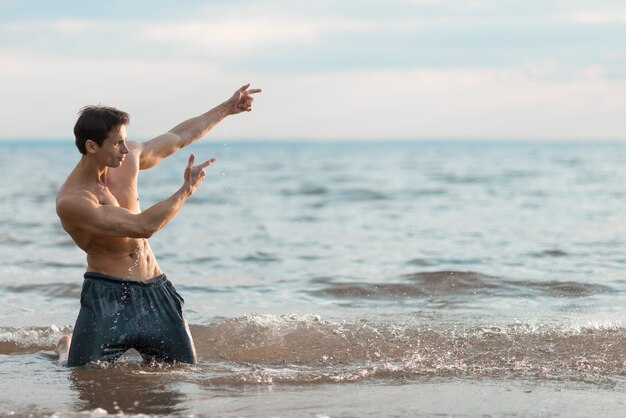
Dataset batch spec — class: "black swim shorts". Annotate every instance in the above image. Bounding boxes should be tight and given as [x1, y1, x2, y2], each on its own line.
[66, 272, 197, 367]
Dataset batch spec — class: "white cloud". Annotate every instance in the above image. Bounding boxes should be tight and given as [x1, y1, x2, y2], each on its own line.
[52, 18, 96, 35]
[2, 18, 107, 35]
[400, 0, 483, 7]
[0, 49, 227, 138]
[1, 49, 624, 140]
[134, 16, 373, 58]
[0, 13, 376, 60]
[402, 0, 442, 3]
[251, 67, 626, 140]
[1, 1, 626, 141]
[559, 11, 626, 24]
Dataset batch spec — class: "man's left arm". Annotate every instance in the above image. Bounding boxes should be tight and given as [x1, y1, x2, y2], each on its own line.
[139, 83, 262, 170]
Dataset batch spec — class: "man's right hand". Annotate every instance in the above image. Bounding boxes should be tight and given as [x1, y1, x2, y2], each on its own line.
[184, 154, 216, 194]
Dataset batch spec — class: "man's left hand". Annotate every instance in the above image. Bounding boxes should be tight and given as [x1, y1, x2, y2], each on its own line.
[228, 83, 262, 114]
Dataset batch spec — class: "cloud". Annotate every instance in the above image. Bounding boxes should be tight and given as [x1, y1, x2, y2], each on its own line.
[1, 1, 626, 140]
[0, 13, 376, 61]
[558, 11, 626, 24]
[1, 47, 624, 140]
[252, 66, 626, 140]
[2, 18, 107, 35]
[134, 15, 373, 59]
[52, 18, 97, 35]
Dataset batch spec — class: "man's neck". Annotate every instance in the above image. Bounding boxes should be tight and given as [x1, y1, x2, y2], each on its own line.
[76, 155, 108, 186]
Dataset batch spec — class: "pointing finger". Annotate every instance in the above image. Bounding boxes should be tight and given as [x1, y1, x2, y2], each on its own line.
[248, 88, 262, 94]
[198, 157, 217, 169]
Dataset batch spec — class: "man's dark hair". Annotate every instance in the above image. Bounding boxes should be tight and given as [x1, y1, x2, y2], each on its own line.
[74, 106, 130, 154]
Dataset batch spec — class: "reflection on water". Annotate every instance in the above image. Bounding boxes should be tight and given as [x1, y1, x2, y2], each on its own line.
[69, 356, 188, 415]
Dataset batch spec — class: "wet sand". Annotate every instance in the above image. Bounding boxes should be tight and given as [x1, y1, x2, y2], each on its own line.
[2, 356, 623, 417]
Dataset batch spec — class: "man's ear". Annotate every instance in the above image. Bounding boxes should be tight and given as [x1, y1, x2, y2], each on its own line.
[85, 139, 98, 154]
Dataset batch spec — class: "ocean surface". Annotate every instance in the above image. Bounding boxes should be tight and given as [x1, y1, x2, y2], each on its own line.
[0, 140, 624, 417]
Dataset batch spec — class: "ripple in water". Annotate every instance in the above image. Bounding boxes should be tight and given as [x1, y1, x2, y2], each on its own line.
[309, 271, 615, 300]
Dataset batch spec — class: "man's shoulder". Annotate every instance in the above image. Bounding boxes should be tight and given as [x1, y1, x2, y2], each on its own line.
[125, 140, 143, 158]
[56, 190, 102, 230]
[127, 140, 142, 151]
[56, 187, 98, 211]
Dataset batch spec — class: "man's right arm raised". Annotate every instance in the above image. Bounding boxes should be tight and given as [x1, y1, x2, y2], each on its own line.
[57, 154, 215, 239]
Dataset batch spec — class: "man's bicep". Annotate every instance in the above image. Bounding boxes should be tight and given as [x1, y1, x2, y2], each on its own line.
[91, 205, 147, 237]
[139, 132, 182, 170]
[58, 198, 144, 238]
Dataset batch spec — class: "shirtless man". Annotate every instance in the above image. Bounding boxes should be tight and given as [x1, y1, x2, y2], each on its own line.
[54, 84, 261, 367]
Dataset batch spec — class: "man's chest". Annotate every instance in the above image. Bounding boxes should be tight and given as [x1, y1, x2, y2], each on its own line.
[99, 172, 141, 213]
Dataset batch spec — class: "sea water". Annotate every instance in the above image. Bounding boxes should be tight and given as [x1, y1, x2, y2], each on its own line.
[0, 140, 624, 417]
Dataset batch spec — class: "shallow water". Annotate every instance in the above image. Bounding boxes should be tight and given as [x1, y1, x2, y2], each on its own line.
[0, 141, 624, 417]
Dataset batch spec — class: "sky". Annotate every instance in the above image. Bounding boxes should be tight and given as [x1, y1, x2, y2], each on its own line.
[1, 0, 626, 141]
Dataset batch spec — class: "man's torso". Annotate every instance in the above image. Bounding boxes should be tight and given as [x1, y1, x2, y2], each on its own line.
[58, 143, 162, 280]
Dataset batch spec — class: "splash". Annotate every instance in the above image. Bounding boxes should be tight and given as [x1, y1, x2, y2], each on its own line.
[2, 316, 623, 384]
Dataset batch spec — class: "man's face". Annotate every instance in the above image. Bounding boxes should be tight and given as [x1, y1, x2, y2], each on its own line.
[98, 125, 130, 168]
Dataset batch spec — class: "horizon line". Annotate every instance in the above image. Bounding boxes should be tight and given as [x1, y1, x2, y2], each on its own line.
[0, 137, 625, 144]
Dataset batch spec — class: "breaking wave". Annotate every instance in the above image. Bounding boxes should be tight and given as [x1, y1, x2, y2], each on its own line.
[1, 315, 623, 384]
